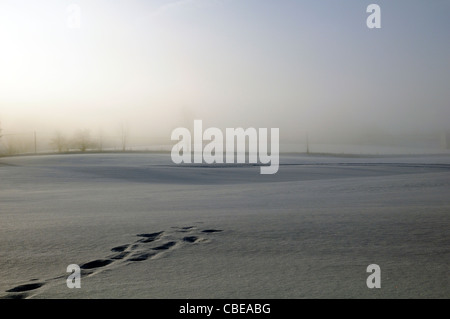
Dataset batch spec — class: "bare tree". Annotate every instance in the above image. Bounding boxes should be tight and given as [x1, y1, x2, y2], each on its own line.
[72, 129, 93, 152]
[4, 134, 33, 155]
[5, 137, 17, 155]
[120, 123, 129, 151]
[0, 121, 3, 156]
[97, 129, 104, 151]
[50, 131, 68, 153]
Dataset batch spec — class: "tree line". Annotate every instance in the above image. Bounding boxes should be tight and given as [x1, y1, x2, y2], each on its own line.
[0, 124, 129, 156]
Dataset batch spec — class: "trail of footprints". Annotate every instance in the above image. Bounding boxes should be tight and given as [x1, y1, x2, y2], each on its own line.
[2, 225, 223, 299]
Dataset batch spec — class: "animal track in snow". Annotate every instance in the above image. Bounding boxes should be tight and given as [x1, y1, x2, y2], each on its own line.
[1, 224, 223, 299]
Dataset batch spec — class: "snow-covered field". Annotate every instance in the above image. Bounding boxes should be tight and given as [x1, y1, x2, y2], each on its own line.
[0, 153, 449, 299]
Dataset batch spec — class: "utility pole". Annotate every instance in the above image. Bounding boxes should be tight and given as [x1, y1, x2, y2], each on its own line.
[306, 132, 310, 154]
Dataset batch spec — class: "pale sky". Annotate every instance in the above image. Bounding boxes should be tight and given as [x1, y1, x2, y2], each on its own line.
[0, 0, 449, 146]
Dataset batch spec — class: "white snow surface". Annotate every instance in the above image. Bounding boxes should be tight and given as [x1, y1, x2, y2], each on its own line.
[0, 153, 449, 298]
